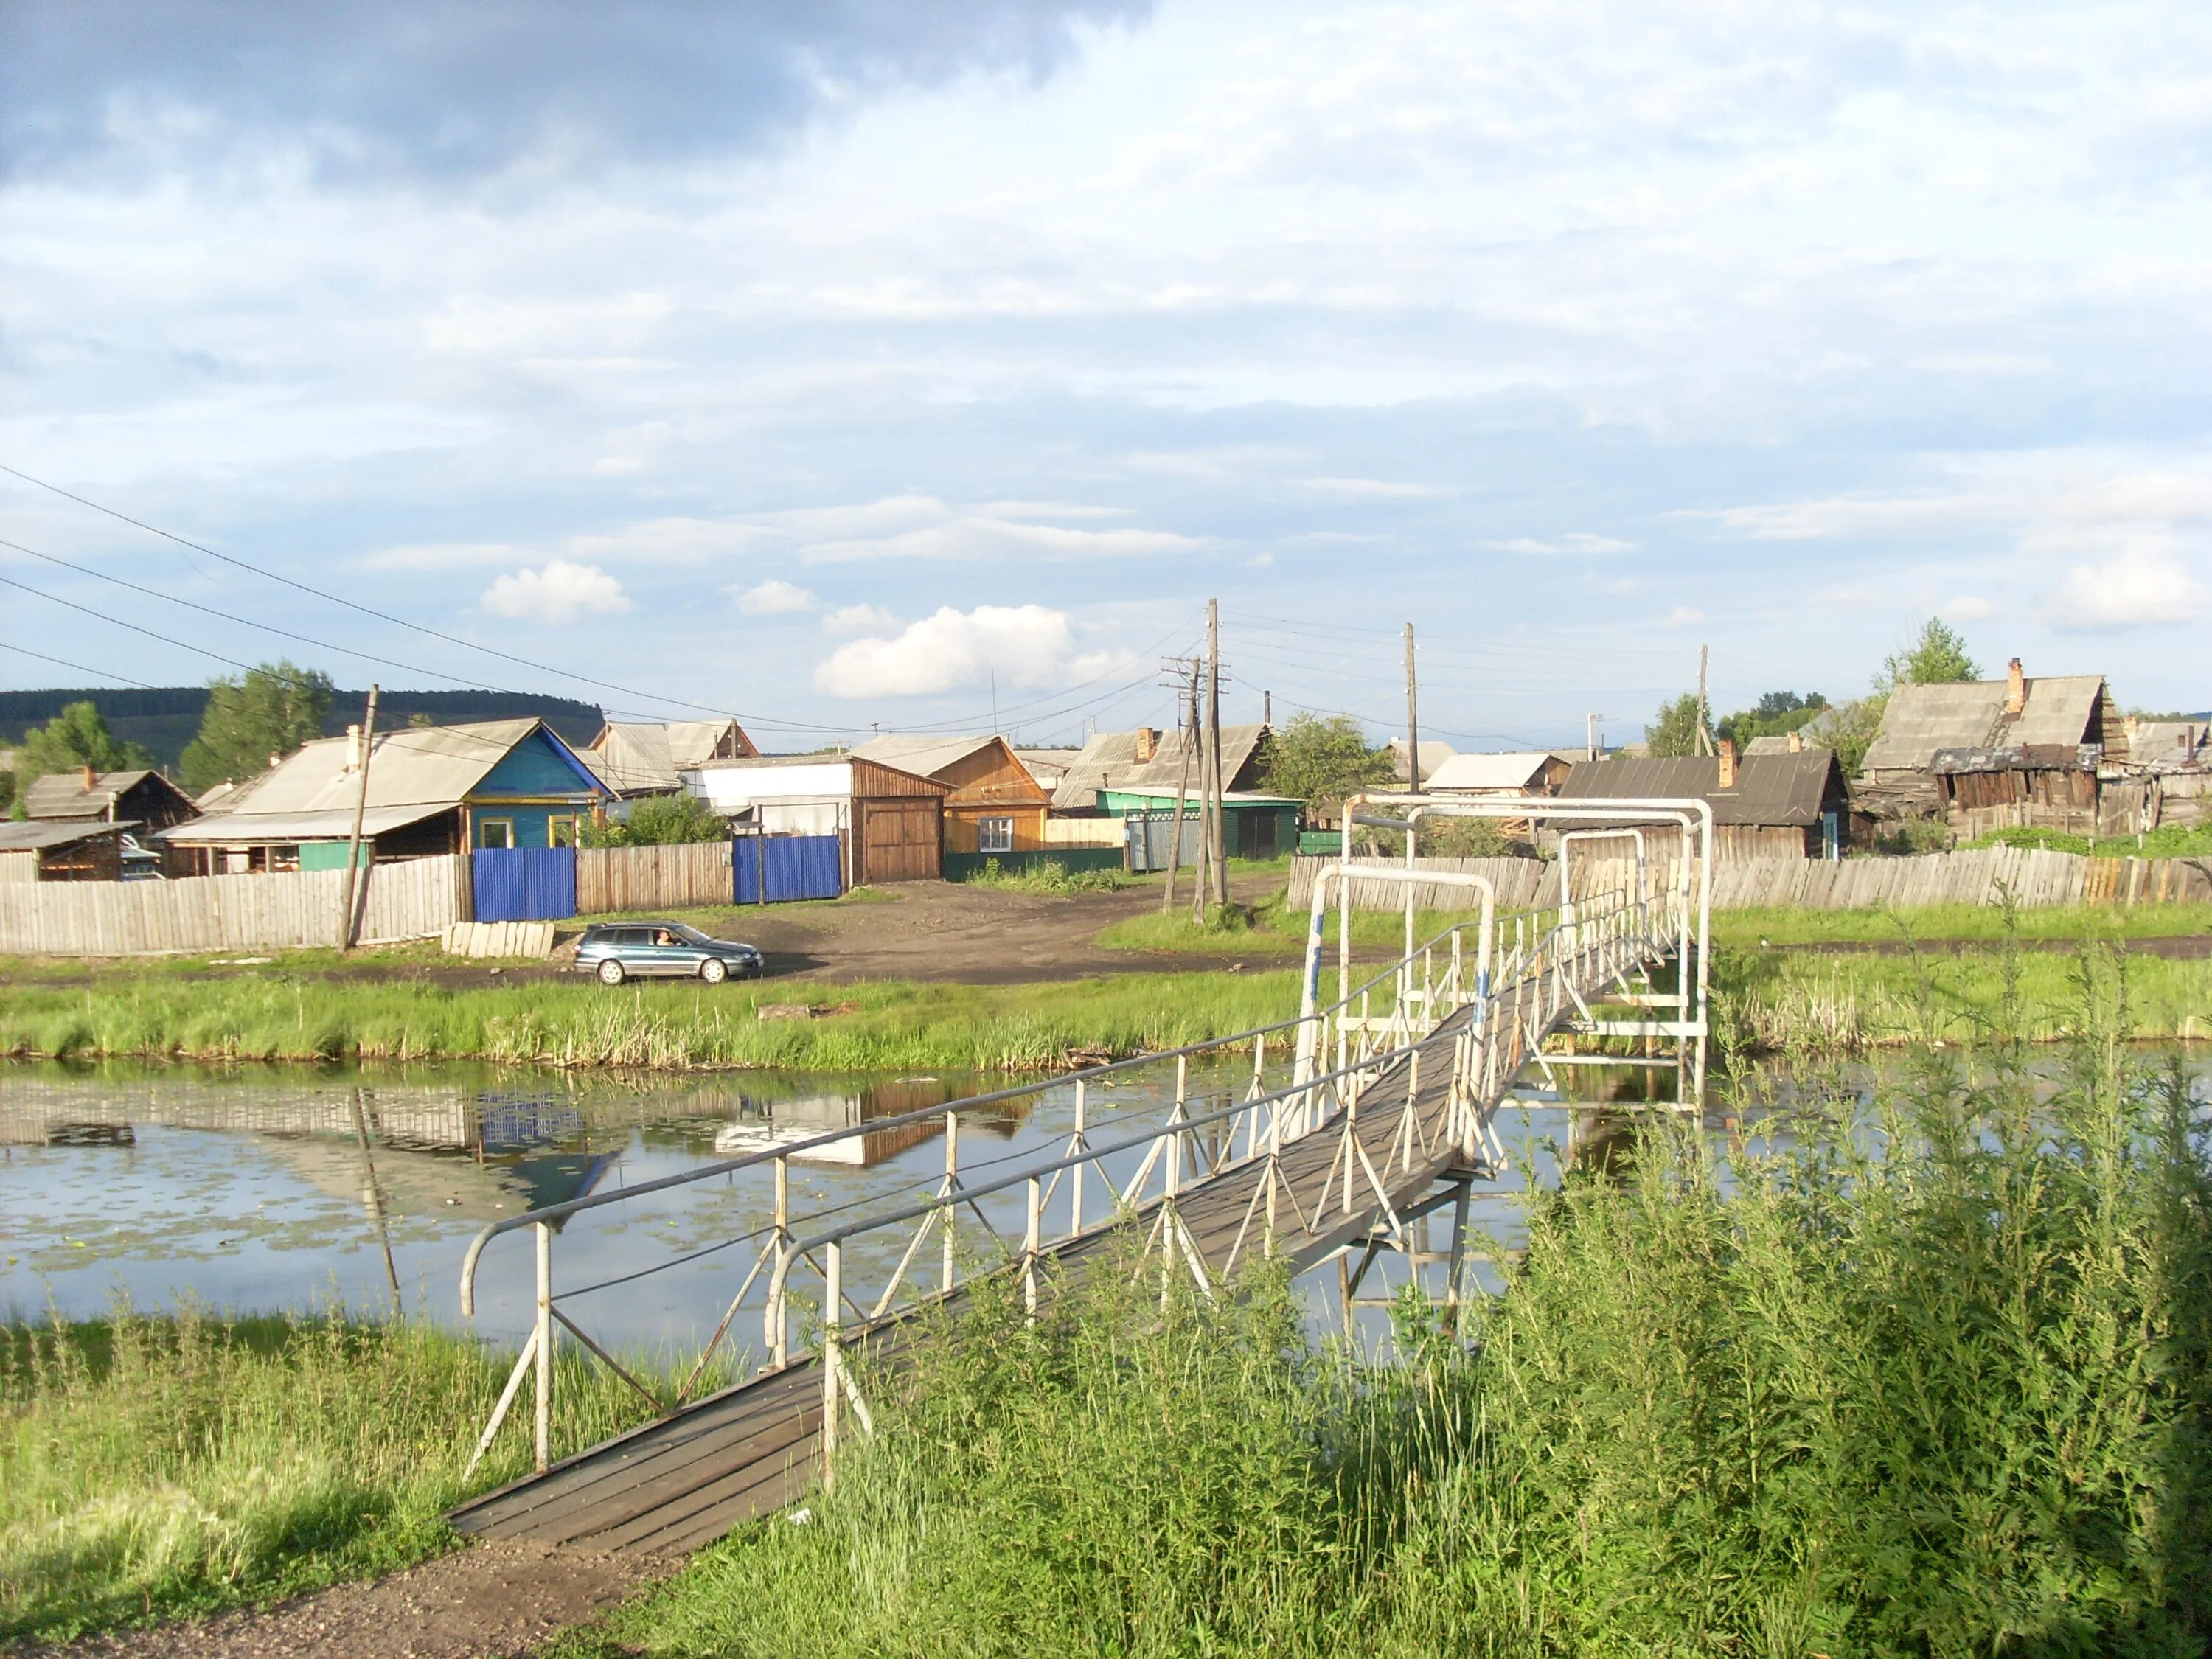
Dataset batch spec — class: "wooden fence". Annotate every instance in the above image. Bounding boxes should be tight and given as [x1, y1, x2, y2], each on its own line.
[0, 854, 470, 956]
[1287, 848, 2212, 914]
[574, 842, 734, 915]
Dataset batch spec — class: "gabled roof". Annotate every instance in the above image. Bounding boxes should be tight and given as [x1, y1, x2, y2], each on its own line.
[1425, 751, 1569, 793]
[1862, 675, 2106, 773]
[585, 719, 754, 794]
[21, 768, 191, 821]
[851, 734, 1006, 779]
[0, 818, 137, 852]
[1387, 738, 1456, 784]
[1557, 751, 1842, 828]
[1049, 724, 1271, 811]
[161, 719, 608, 845]
[2124, 720, 2208, 771]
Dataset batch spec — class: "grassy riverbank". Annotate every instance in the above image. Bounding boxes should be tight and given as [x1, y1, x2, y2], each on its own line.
[0, 970, 1298, 1071]
[563, 1010, 2212, 1656]
[0, 1306, 670, 1645]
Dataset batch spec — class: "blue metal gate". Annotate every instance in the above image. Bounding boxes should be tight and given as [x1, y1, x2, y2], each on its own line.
[734, 834, 843, 904]
[473, 846, 578, 922]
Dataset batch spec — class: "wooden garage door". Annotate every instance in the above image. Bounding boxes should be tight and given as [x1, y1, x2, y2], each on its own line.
[858, 799, 941, 883]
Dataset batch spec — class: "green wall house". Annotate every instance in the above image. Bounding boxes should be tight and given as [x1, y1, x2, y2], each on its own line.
[1096, 789, 1301, 860]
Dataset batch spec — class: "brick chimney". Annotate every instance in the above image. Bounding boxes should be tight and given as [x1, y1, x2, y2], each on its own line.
[2006, 657, 2025, 717]
[81, 762, 98, 791]
[346, 723, 363, 773]
[1787, 729, 1802, 754]
[1134, 726, 1160, 764]
[1717, 738, 1738, 789]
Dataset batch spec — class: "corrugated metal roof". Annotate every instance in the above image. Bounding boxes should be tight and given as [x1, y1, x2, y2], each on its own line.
[1557, 751, 1839, 827]
[586, 720, 752, 793]
[21, 768, 160, 819]
[2124, 720, 2208, 770]
[1050, 724, 1270, 810]
[161, 804, 454, 845]
[1426, 751, 1567, 792]
[183, 720, 605, 826]
[0, 818, 137, 852]
[1863, 675, 2105, 773]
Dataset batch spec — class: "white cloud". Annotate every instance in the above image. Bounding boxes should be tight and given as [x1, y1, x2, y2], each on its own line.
[1939, 594, 1996, 622]
[1301, 476, 1460, 501]
[479, 560, 631, 624]
[1663, 605, 1705, 627]
[813, 605, 1084, 698]
[1481, 533, 1635, 556]
[2042, 552, 2208, 631]
[821, 602, 900, 635]
[730, 578, 816, 616]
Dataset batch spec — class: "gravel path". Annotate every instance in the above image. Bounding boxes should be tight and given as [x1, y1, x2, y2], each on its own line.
[37, 1543, 667, 1659]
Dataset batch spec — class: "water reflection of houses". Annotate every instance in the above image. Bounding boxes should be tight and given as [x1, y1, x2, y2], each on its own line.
[713, 1077, 975, 1169]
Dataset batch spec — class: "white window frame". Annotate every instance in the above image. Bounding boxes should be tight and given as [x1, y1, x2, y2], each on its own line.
[977, 816, 1015, 854]
[477, 817, 515, 850]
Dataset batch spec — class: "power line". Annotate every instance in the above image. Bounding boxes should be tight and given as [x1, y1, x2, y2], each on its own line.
[0, 639, 161, 689]
[0, 460, 858, 734]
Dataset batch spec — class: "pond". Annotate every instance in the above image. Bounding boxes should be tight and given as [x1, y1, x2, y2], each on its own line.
[6, 1046, 2206, 1361]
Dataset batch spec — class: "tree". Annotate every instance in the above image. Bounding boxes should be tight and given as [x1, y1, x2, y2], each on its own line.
[1879, 618, 1980, 692]
[178, 661, 334, 792]
[1644, 692, 1704, 758]
[1820, 695, 1888, 774]
[19, 701, 153, 779]
[1717, 690, 1829, 748]
[581, 790, 727, 848]
[1257, 712, 1392, 811]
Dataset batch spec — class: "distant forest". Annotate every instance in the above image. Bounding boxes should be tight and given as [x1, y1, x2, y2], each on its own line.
[0, 687, 605, 771]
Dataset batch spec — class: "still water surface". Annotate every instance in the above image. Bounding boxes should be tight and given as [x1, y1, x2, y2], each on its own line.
[7, 1048, 2204, 1358]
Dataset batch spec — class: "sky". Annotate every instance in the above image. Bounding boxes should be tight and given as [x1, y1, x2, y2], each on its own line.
[4, 0, 2209, 751]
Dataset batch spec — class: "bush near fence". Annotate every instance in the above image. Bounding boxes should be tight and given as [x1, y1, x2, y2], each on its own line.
[1287, 846, 2212, 913]
[0, 854, 470, 956]
[944, 849, 1126, 883]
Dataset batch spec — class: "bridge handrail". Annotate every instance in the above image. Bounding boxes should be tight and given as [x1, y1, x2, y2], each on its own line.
[456, 877, 1576, 1315]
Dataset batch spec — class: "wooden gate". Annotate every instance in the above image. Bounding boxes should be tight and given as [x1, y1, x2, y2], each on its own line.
[855, 799, 941, 883]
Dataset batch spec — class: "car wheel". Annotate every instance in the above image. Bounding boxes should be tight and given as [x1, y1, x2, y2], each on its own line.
[597, 958, 626, 985]
[699, 957, 728, 985]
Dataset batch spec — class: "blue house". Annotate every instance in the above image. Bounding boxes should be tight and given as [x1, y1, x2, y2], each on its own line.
[164, 717, 617, 872]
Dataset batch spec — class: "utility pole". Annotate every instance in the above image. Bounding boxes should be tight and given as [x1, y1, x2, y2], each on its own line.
[1403, 622, 1420, 790]
[1696, 644, 1714, 757]
[338, 684, 379, 951]
[1206, 598, 1227, 908]
[1161, 665, 1197, 915]
[1189, 667, 1211, 925]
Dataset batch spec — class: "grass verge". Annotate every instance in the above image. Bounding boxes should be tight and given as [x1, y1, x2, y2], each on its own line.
[0, 969, 1298, 1071]
[0, 1304, 672, 1646]
[561, 975, 2212, 1657]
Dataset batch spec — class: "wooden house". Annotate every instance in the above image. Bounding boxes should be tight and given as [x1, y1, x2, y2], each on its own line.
[582, 718, 756, 798]
[22, 766, 199, 832]
[0, 820, 133, 883]
[1425, 751, 1572, 799]
[685, 754, 951, 883]
[161, 718, 613, 873]
[1557, 744, 1853, 860]
[1047, 723, 1295, 859]
[851, 735, 1051, 856]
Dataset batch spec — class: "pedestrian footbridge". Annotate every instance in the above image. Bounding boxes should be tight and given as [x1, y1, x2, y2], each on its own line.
[446, 796, 1714, 1557]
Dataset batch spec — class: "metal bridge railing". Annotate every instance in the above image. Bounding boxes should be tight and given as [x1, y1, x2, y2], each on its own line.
[455, 815, 1708, 1480]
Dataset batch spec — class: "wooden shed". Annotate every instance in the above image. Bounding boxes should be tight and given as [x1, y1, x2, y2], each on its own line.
[0, 820, 133, 883]
[851, 736, 1050, 856]
[686, 755, 951, 884]
[1556, 745, 1853, 860]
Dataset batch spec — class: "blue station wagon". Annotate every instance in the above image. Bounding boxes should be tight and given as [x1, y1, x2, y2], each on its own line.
[574, 922, 765, 985]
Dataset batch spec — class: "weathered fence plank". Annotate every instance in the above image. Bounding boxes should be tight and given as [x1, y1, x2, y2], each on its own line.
[0, 854, 470, 956]
[1287, 850, 2212, 913]
[574, 843, 733, 915]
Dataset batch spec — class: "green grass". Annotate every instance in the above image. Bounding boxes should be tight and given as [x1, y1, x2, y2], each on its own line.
[563, 978, 2212, 1657]
[1964, 823, 2212, 859]
[1714, 940, 2212, 1049]
[0, 969, 1299, 1071]
[1713, 900, 2212, 947]
[1097, 894, 1506, 957]
[958, 858, 1130, 894]
[0, 1304, 674, 1645]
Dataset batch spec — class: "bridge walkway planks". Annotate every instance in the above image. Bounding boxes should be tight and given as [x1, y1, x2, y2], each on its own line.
[448, 948, 1663, 1554]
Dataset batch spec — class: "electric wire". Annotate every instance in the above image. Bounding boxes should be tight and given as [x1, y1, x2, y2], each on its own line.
[0, 640, 160, 689]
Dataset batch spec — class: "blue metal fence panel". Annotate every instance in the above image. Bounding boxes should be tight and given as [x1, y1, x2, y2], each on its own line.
[734, 835, 843, 904]
[472, 846, 577, 922]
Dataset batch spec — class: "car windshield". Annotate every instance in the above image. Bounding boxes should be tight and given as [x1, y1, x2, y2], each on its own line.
[669, 924, 714, 946]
